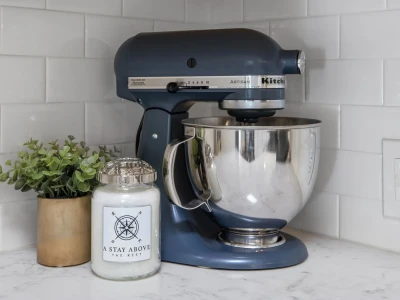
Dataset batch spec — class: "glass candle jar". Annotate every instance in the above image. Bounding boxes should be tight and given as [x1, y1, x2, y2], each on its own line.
[91, 158, 160, 280]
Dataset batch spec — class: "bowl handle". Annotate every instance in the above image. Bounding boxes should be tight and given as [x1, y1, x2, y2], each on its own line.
[163, 133, 212, 212]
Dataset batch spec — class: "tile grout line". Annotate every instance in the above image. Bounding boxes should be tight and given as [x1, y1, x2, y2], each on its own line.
[0, 7, 3, 54]
[184, 0, 187, 23]
[337, 195, 341, 239]
[84, 14, 87, 58]
[305, 0, 308, 17]
[338, 104, 341, 149]
[44, 57, 48, 103]
[83, 102, 87, 143]
[0, 104, 2, 153]
[382, 60, 385, 106]
[241, 0, 244, 23]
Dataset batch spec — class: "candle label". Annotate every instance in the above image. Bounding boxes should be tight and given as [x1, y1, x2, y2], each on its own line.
[102, 206, 152, 262]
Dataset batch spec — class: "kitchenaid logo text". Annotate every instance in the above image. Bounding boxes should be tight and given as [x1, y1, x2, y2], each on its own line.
[261, 77, 285, 85]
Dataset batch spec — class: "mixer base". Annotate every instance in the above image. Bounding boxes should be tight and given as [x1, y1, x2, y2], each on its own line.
[163, 230, 308, 270]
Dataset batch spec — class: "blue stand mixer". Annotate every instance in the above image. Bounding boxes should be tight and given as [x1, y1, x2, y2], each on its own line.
[114, 29, 321, 269]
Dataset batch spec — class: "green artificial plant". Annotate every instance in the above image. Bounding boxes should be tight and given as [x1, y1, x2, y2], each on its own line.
[0, 135, 120, 199]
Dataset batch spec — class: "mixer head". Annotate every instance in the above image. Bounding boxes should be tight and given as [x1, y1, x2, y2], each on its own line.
[114, 28, 305, 122]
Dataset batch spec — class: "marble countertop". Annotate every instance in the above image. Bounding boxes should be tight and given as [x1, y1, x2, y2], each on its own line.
[2, 229, 400, 300]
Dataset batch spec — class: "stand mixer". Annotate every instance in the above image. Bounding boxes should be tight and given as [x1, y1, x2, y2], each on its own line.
[114, 29, 321, 269]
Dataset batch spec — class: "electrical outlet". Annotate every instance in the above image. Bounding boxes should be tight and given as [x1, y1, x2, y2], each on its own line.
[383, 140, 400, 219]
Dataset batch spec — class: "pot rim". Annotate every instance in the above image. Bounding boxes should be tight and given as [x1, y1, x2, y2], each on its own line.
[37, 193, 92, 201]
[182, 116, 321, 130]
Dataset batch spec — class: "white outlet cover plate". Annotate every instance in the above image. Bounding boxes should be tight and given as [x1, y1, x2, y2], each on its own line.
[383, 139, 400, 219]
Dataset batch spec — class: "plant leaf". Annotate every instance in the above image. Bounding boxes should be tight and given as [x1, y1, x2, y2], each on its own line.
[75, 171, 84, 182]
[38, 149, 47, 155]
[14, 178, 26, 190]
[5, 160, 11, 166]
[50, 170, 63, 176]
[32, 173, 44, 180]
[21, 184, 32, 192]
[42, 171, 53, 176]
[77, 182, 90, 193]
[30, 158, 39, 167]
[0, 173, 9, 182]
[85, 168, 96, 176]
[68, 135, 75, 141]
[18, 151, 27, 158]
[47, 150, 56, 157]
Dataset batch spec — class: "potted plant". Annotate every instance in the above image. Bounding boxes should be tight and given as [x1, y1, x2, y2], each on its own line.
[0, 136, 119, 267]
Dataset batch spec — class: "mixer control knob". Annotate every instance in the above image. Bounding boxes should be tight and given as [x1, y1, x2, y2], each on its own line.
[166, 82, 179, 93]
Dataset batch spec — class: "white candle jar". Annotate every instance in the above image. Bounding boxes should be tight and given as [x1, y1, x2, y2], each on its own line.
[92, 158, 160, 280]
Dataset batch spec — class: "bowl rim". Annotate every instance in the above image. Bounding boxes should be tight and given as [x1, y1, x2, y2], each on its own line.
[182, 116, 322, 130]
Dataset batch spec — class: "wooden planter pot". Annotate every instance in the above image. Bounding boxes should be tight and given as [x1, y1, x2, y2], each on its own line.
[37, 194, 91, 267]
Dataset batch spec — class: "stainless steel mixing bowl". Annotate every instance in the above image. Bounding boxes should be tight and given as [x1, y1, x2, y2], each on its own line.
[164, 117, 321, 247]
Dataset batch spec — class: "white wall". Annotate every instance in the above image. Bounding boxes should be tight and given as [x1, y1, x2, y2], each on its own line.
[2, 0, 400, 254]
[0, 0, 211, 252]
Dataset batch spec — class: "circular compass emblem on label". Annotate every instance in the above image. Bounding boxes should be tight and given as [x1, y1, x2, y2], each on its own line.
[111, 211, 142, 243]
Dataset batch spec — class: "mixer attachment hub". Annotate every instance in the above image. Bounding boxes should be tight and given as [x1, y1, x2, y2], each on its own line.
[218, 228, 286, 249]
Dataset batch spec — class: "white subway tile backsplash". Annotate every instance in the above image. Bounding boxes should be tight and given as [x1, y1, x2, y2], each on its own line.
[1, 103, 85, 153]
[0, 154, 36, 203]
[154, 21, 210, 31]
[1, 7, 84, 57]
[341, 106, 400, 153]
[285, 75, 305, 104]
[185, 0, 243, 24]
[316, 149, 382, 200]
[0, 200, 37, 251]
[244, 0, 306, 21]
[308, 0, 385, 16]
[388, 0, 400, 9]
[0, 0, 45, 8]
[384, 60, 400, 106]
[270, 16, 339, 60]
[47, 0, 122, 16]
[189, 103, 213, 118]
[120, 142, 135, 157]
[185, 0, 212, 24]
[341, 11, 400, 59]
[289, 192, 339, 238]
[85, 101, 142, 146]
[341, 106, 383, 153]
[213, 22, 269, 35]
[123, 0, 185, 21]
[340, 196, 400, 252]
[47, 58, 117, 103]
[276, 103, 340, 149]
[0, 56, 45, 104]
[306, 60, 383, 105]
[211, 103, 228, 117]
[85, 15, 153, 59]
